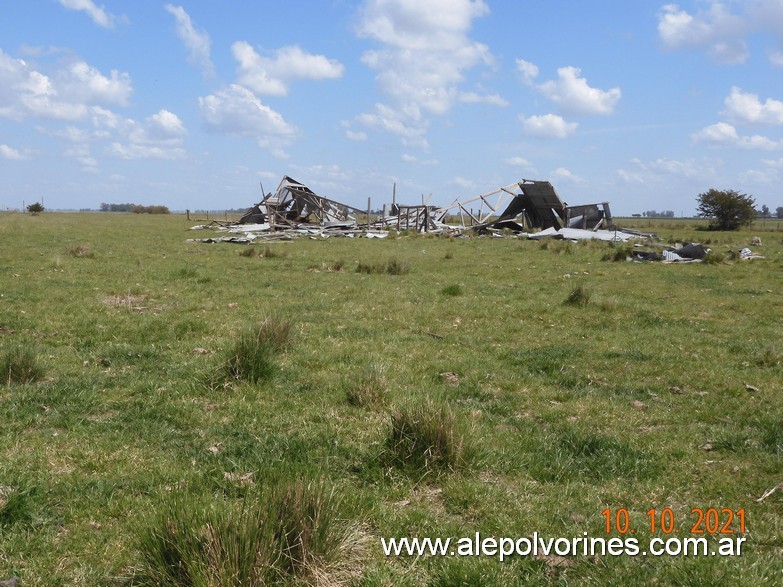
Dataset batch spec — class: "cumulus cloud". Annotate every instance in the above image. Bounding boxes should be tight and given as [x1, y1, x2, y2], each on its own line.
[537, 66, 621, 116]
[198, 84, 297, 155]
[58, 0, 118, 28]
[503, 156, 537, 173]
[345, 130, 368, 141]
[550, 167, 584, 184]
[520, 114, 578, 139]
[691, 121, 783, 150]
[722, 86, 783, 126]
[0, 144, 33, 160]
[165, 4, 214, 78]
[0, 49, 132, 121]
[353, 0, 493, 142]
[458, 92, 508, 107]
[232, 42, 344, 96]
[656, 2, 783, 64]
[516, 58, 539, 84]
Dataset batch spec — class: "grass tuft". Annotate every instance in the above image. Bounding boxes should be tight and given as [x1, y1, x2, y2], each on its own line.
[345, 363, 387, 408]
[137, 479, 358, 586]
[226, 318, 293, 383]
[356, 258, 409, 275]
[440, 284, 464, 297]
[385, 401, 469, 473]
[2, 344, 44, 385]
[66, 244, 94, 258]
[563, 284, 592, 307]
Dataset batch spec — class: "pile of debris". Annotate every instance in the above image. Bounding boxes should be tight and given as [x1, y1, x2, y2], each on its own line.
[188, 175, 653, 243]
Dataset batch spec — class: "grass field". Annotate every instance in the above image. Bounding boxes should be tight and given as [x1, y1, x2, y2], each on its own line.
[0, 212, 781, 585]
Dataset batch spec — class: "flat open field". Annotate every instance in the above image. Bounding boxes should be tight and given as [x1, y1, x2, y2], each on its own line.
[1, 212, 782, 585]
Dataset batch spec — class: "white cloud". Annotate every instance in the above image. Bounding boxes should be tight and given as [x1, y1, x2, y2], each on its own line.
[58, 0, 118, 28]
[198, 84, 297, 154]
[537, 66, 621, 116]
[516, 58, 539, 84]
[148, 109, 187, 138]
[164, 5, 214, 78]
[617, 157, 720, 184]
[0, 144, 33, 160]
[64, 62, 132, 106]
[503, 156, 537, 173]
[0, 49, 132, 121]
[656, 2, 783, 64]
[520, 114, 578, 139]
[722, 86, 783, 126]
[355, 0, 493, 142]
[355, 103, 429, 148]
[345, 130, 368, 141]
[451, 176, 479, 190]
[233, 42, 344, 96]
[550, 167, 584, 184]
[458, 92, 508, 107]
[770, 50, 783, 67]
[692, 121, 783, 150]
[401, 153, 438, 165]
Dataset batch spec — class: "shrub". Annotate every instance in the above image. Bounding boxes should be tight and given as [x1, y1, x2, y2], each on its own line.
[385, 401, 469, 473]
[702, 250, 725, 265]
[226, 318, 293, 383]
[2, 344, 44, 385]
[26, 202, 44, 215]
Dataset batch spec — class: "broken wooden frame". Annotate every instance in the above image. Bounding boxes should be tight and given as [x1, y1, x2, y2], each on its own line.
[237, 175, 615, 235]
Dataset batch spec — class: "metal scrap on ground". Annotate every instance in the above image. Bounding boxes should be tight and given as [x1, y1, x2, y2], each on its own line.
[187, 175, 653, 243]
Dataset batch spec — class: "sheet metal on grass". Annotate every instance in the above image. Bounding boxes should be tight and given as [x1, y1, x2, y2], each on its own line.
[188, 175, 650, 243]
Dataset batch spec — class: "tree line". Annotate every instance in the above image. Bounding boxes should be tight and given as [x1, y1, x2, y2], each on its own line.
[99, 203, 169, 214]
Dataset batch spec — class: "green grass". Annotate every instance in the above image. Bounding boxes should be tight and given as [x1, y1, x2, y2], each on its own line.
[0, 212, 781, 584]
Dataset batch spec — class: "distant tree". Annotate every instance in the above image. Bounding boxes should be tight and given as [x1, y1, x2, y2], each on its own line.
[760, 204, 770, 218]
[696, 188, 756, 231]
[777, 206, 783, 219]
[26, 202, 44, 215]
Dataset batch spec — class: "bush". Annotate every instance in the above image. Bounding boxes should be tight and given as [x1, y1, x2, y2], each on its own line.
[385, 401, 469, 473]
[696, 188, 756, 231]
[26, 202, 44, 215]
[2, 344, 44, 385]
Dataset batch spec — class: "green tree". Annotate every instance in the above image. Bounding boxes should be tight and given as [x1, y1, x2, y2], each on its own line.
[776, 206, 783, 219]
[695, 189, 756, 230]
[26, 202, 44, 215]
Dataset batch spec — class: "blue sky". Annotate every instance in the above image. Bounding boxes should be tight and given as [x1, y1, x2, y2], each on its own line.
[1, 1, 782, 215]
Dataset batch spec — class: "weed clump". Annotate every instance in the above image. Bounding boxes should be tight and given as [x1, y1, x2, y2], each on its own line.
[440, 284, 464, 297]
[702, 250, 725, 265]
[66, 244, 94, 258]
[563, 284, 592, 307]
[385, 401, 469, 473]
[239, 246, 286, 259]
[137, 479, 359, 586]
[355, 258, 409, 275]
[602, 244, 632, 262]
[226, 318, 293, 383]
[2, 344, 44, 385]
[346, 363, 386, 408]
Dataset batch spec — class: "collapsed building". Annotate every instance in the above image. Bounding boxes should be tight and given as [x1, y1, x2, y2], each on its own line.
[190, 175, 649, 243]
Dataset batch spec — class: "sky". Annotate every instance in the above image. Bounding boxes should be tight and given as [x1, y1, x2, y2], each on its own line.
[1, 1, 783, 216]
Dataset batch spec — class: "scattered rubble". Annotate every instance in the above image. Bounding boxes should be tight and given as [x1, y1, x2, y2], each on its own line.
[188, 176, 653, 243]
